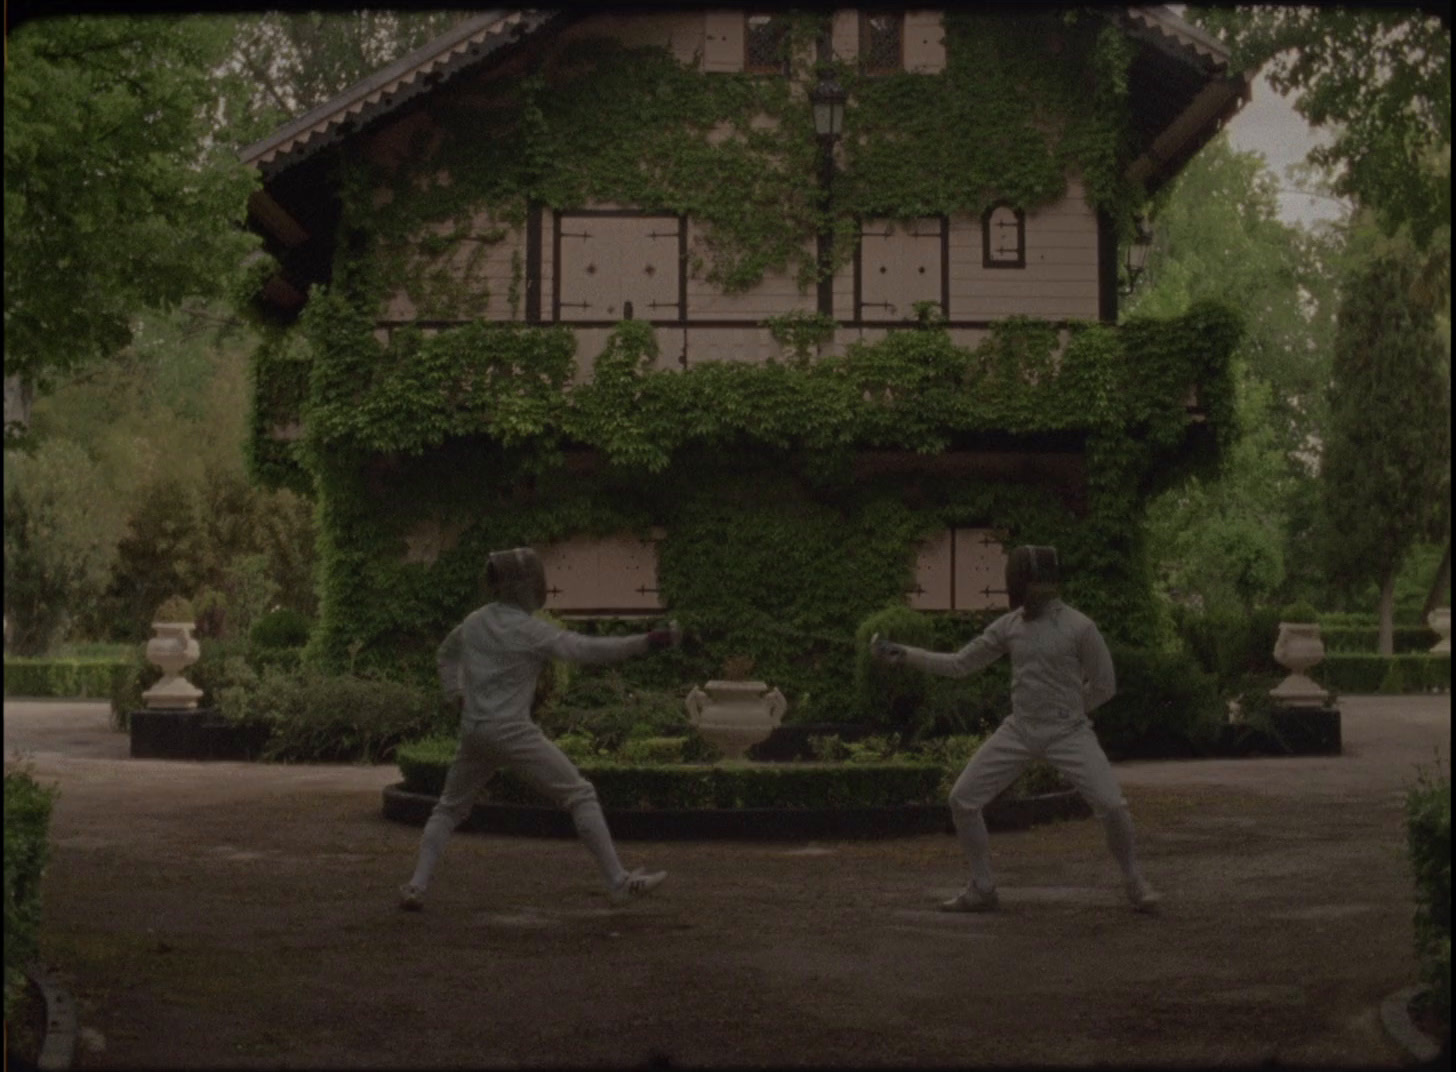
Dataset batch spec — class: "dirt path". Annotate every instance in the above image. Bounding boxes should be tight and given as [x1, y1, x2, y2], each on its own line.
[4, 695, 1449, 1069]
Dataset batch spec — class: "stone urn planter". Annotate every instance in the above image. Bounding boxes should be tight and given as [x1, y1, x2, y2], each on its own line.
[685, 680, 788, 761]
[1428, 607, 1451, 655]
[141, 620, 204, 710]
[1270, 621, 1329, 707]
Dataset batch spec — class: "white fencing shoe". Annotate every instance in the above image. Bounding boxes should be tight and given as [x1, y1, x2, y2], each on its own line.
[940, 884, 1000, 913]
[609, 868, 667, 905]
[398, 883, 425, 912]
[1127, 879, 1163, 913]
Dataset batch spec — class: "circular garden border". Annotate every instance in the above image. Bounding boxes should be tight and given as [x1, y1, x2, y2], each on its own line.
[381, 782, 1090, 840]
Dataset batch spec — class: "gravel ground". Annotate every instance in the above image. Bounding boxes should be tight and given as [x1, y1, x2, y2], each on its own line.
[4, 694, 1448, 1069]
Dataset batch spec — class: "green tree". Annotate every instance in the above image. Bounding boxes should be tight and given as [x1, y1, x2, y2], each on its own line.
[223, 11, 465, 142]
[1191, 6, 1451, 251]
[3, 440, 128, 655]
[1131, 135, 1341, 614]
[1321, 251, 1450, 653]
[4, 16, 259, 436]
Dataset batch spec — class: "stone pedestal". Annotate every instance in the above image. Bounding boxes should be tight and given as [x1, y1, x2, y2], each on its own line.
[129, 708, 268, 760]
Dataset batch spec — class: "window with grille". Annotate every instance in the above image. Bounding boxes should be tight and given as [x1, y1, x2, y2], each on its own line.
[982, 203, 1026, 269]
[860, 12, 903, 75]
[745, 13, 789, 74]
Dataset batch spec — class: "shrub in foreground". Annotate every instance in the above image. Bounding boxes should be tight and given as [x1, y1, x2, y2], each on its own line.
[4, 768, 56, 1021]
[1406, 766, 1451, 1032]
[219, 666, 450, 764]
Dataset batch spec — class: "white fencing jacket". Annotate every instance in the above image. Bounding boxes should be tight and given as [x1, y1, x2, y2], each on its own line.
[900, 599, 1116, 721]
[437, 603, 651, 727]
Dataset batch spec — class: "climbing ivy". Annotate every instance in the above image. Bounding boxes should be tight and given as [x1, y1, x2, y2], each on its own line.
[339, 11, 1147, 319]
[247, 11, 1239, 713]
[266, 275, 1240, 711]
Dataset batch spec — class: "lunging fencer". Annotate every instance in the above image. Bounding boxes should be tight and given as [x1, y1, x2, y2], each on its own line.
[871, 545, 1161, 914]
[399, 547, 681, 911]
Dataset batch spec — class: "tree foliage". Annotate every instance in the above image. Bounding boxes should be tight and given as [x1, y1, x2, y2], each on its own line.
[1190, 6, 1451, 250]
[1321, 250, 1450, 652]
[1133, 135, 1341, 614]
[223, 11, 465, 143]
[4, 16, 259, 403]
[3, 440, 128, 655]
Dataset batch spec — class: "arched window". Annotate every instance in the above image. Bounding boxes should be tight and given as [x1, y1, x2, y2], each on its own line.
[982, 203, 1026, 269]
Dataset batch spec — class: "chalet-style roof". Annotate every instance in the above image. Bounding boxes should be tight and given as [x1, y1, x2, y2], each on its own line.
[240, 10, 560, 179]
[240, 6, 1250, 315]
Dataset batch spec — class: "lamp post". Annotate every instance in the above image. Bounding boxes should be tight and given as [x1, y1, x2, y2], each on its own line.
[1122, 214, 1153, 294]
[811, 71, 846, 317]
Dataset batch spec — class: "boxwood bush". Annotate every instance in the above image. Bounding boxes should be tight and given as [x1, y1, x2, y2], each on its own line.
[853, 605, 940, 733]
[1094, 646, 1224, 760]
[1319, 654, 1450, 694]
[2, 657, 132, 700]
[1173, 604, 1283, 688]
[4, 768, 56, 1021]
[217, 665, 451, 764]
[396, 730, 1065, 809]
[1406, 767, 1451, 1031]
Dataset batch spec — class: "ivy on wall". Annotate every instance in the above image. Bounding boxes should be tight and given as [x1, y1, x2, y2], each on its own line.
[266, 282, 1240, 712]
[343, 10, 1147, 317]
[244, 10, 1242, 715]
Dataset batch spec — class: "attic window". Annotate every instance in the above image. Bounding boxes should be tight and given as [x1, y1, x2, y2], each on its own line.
[745, 13, 789, 75]
[860, 12, 903, 74]
[982, 203, 1026, 269]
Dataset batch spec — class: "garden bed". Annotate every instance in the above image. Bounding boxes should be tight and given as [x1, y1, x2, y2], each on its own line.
[380, 780, 1090, 840]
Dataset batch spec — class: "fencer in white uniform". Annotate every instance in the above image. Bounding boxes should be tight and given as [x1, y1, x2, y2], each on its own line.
[399, 547, 680, 911]
[872, 545, 1161, 913]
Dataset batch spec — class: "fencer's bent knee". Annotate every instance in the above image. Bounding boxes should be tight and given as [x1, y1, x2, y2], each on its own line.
[948, 791, 988, 824]
[563, 781, 600, 813]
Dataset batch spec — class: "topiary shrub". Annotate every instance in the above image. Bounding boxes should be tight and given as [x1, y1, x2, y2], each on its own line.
[1095, 646, 1224, 760]
[153, 595, 195, 622]
[1174, 604, 1283, 688]
[1279, 601, 1319, 623]
[249, 609, 312, 650]
[3, 767, 56, 1021]
[854, 605, 938, 732]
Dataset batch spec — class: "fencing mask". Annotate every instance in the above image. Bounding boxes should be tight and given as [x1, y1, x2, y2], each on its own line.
[486, 547, 547, 613]
[1005, 545, 1060, 620]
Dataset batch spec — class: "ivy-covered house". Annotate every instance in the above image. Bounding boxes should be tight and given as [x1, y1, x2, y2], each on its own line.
[238, 7, 1249, 715]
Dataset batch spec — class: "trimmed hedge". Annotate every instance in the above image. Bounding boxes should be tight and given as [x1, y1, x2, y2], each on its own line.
[1095, 646, 1225, 760]
[4, 769, 56, 1021]
[396, 736, 944, 809]
[1320, 625, 1438, 654]
[1318, 654, 1451, 694]
[1406, 770, 1451, 1029]
[3, 657, 133, 700]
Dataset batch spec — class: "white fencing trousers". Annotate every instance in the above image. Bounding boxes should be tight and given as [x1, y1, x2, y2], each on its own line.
[947, 715, 1146, 891]
[408, 719, 627, 892]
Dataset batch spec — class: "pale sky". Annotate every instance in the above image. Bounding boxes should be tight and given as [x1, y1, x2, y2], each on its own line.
[1223, 70, 1350, 230]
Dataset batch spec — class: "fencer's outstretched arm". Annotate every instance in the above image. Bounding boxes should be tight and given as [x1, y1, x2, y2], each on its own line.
[1078, 620, 1117, 714]
[535, 619, 680, 665]
[872, 622, 1009, 678]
